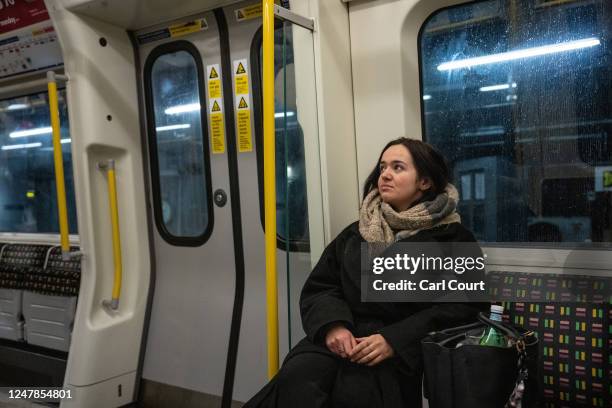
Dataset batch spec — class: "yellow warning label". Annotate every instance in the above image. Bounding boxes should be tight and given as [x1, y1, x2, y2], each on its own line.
[235, 76, 248, 95]
[234, 59, 250, 95]
[209, 80, 221, 99]
[209, 66, 219, 79]
[237, 110, 252, 152]
[207, 64, 222, 99]
[236, 62, 246, 75]
[604, 171, 612, 188]
[235, 1, 279, 22]
[209, 97, 225, 154]
[169, 18, 207, 38]
[210, 113, 226, 154]
[238, 97, 249, 109]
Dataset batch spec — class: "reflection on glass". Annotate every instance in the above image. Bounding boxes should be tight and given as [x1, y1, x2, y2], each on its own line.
[0, 90, 78, 234]
[420, 0, 612, 244]
[150, 50, 209, 238]
[259, 26, 310, 246]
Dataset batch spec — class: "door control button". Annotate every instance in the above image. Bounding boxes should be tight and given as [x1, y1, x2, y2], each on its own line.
[214, 189, 227, 207]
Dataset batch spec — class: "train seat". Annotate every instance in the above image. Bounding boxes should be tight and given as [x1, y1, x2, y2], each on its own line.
[0, 243, 48, 342]
[489, 271, 611, 407]
[0, 289, 23, 341]
[22, 292, 77, 352]
[0, 244, 80, 351]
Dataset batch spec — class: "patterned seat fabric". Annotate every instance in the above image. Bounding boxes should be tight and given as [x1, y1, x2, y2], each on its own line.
[23, 246, 81, 296]
[488, 271, 611, 407]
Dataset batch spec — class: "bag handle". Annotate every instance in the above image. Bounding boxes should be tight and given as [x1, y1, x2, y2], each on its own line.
[478, 312, 521, 339]
[433, 321, 484, 336]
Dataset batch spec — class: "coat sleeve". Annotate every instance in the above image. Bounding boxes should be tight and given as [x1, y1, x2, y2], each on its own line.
[300, 230, 355, 344]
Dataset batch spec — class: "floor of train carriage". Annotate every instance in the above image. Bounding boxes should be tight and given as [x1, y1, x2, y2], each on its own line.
[0, 392, 54, 408]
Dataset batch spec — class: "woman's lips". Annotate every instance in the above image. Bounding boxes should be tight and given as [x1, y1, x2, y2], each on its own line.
[380, 185, 393, 191]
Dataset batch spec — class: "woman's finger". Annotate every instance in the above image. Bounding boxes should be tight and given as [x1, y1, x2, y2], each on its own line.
[348, 340, 368, 358]
[357, 349, 379, 364]
[351, 343, 374, 362]
[366, 354, 384, 367]
[342, 337, 353, 355]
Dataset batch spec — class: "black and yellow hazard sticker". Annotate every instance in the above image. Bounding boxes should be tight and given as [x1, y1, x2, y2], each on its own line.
[235, 95, 252, 152]
[207, 63, 225, 154]
[169, 18, 208, 38]
[235, 1, 280, 22]
[233, 58, 252, 152]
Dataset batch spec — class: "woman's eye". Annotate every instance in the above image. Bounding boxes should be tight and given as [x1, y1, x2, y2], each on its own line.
[394, 164, 403, 171]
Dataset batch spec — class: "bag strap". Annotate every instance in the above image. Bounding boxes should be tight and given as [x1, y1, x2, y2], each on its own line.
[478, 312, 521, 339]
[433, 321, 484, 336]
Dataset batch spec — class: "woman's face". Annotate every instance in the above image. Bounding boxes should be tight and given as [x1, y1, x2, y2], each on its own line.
[377, 144, 431, 212]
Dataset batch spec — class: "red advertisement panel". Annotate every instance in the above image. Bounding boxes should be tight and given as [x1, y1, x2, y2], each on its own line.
[0, 0, 50, 36]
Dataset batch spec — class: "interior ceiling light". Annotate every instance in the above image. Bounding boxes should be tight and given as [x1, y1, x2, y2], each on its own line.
[480, 82, 517, 92]
[1, 142, 43, 150]
[7, 103, 29, 110]
[438, 37, 600, 71]
[9, 127, 53, 138]
[164, 103, 200, 115]
[274, 111, 295, 118]
[156, 124, 191, 131]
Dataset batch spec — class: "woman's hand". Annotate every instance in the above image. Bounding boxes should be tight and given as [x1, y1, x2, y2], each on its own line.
[348, 334, 394, 366]
[325, 324, 357, 358]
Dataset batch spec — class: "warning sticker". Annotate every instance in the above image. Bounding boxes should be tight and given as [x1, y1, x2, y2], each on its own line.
[209, 98, 225, 154]
[207, 64, 221, 99]
[169, 18, 208, 38]
[236, 95, 252, 152]
[595, 166, 612, 192]
[233, 58, 252, 152]
[235, 1, 280, 22]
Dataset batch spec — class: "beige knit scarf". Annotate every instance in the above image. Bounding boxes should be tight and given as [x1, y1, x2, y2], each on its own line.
[359, 184, 461, 244]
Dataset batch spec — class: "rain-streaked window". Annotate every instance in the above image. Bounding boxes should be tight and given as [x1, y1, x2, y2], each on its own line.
[146, 45, 212, 243]
[420, 0, 611, 244]
[0, 90, 78, 234]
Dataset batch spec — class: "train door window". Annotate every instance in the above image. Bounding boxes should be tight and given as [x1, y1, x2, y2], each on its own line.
[419, 0, 612, 244]
[0, 90, 78, 234]
[459, 170, 486, 240]
[144, 42, 213, 245]
[253, 24, 309, 250]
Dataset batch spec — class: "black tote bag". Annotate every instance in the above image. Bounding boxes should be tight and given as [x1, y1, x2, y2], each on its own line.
[421, 312, 539, 408]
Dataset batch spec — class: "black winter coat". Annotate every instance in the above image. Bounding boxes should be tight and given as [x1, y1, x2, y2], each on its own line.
[245, 221, 486, 408]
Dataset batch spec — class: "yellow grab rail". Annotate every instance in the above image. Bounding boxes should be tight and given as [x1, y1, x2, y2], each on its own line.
[263, 0, 279, 378]
[99, 160, 123, 311]
[47, 71, 71, 259]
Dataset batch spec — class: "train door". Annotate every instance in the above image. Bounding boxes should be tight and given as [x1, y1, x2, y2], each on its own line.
[136, 2, 323, 404]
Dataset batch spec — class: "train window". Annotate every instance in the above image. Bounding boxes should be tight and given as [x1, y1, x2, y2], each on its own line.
[252, 24, 310, 251]
[420, 0, 611, 245]
[0, 90, 78, 234]
[144, 42, 213, 245]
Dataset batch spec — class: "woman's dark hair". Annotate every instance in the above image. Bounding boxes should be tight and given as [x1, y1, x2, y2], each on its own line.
[363, 137, 450, 200]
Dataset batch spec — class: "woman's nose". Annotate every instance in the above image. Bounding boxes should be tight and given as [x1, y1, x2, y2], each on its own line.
[380, 169, 392, 180]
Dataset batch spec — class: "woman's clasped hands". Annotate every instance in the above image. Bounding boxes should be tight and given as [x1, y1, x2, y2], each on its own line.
[325, 324, 394, 366]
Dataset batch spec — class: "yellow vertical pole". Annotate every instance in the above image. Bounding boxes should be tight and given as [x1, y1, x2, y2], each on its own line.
[47, 71, 70, 257]
[263, 0, 279, 378]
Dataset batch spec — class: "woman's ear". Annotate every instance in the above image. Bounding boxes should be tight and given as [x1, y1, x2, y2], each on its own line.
[419, 177, 432, 191]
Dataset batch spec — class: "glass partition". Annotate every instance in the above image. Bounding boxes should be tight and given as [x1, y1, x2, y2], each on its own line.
[0, 90, 78, 234]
